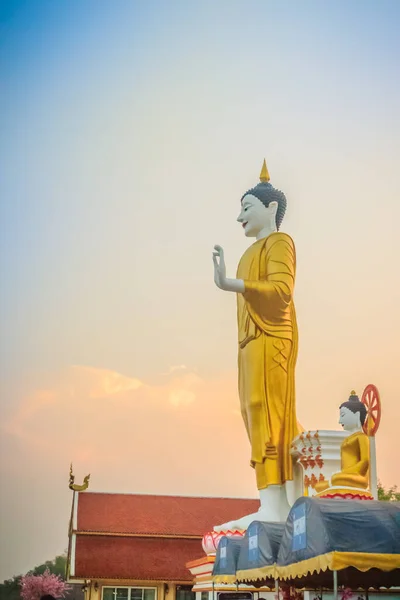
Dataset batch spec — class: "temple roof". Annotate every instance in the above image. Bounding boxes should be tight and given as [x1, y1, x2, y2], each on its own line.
[69, 492, 260, 581]
[76, 492, 259, 536]
[75, 536, 201, 581]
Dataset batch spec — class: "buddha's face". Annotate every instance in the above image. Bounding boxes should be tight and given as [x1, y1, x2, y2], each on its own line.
[339, 406, 361, 431]
[237, 194, 278, 237]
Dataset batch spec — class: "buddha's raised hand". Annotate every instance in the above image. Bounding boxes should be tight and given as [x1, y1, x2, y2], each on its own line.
[212, 245, 226, 289]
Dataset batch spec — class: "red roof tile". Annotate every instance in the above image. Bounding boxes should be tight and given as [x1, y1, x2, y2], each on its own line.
[77, 493, 259, 536]
[74, 536, 202, 581]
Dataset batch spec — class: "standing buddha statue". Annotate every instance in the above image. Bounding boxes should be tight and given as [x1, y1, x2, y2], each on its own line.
[213, 160, 301, 529]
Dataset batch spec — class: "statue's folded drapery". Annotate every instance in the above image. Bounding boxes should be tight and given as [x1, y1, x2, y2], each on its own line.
[331, 431, 370, 489]
[237, 232, 300, 489]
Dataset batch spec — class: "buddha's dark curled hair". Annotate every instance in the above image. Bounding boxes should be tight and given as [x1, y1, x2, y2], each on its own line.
[339, 392, 367, 426]
[240, 182, 287, 230]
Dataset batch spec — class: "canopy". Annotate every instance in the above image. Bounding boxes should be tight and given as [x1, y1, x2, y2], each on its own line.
[213, 522, 285, 584]
[236, 521, 285, 583]
[212, 537, 245, 583]
[277, 498, 400, 578]
[236, 498, 400, 588]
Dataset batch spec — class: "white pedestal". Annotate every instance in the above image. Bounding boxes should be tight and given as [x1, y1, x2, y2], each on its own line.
[290, 430, 349, 497]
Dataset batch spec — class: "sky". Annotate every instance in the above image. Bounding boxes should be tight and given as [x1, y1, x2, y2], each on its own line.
[1, 0, 400, 582]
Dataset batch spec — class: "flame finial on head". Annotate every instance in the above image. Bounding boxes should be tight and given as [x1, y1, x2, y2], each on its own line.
[259, 159, 270, 183]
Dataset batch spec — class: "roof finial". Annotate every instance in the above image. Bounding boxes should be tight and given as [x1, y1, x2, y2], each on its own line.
[69, 463, 74, 488]
[259, 159, 270, 183]
[69, 462, 90, 492]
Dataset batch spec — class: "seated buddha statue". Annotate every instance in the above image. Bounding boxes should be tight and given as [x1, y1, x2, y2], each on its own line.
[314, 391, 371, 498]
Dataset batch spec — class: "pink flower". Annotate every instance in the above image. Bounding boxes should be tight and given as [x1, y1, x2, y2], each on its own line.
[20, 568, 71, 600]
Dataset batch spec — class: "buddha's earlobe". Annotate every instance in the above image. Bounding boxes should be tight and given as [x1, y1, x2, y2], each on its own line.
[269, 200, 278, 212]
[268, 200, 278, 224]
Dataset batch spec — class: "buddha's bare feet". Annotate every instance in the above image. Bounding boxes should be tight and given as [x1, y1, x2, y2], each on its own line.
[213, 511, 259, 533]
[213, 505, 282, 533]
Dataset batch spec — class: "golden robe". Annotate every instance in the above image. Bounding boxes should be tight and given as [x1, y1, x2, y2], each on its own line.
[331, 431, 370, 489]
[237, 232, 299, 489]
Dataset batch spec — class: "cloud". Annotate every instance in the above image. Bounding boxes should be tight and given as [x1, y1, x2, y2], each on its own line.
[0, 364, 249, 489]
[162, 365, 189, 375]
[0, 363, 255, 581]
[168, 389, 196, 407]
[2, 366, 142, 445]
[70, 365, 143, 398]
